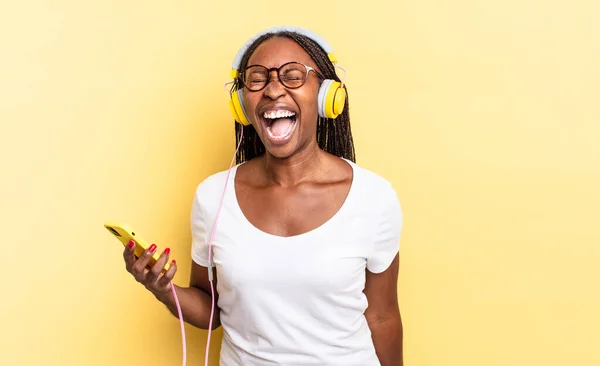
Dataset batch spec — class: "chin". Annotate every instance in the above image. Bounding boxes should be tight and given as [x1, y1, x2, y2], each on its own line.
[262, 140, 300, 160]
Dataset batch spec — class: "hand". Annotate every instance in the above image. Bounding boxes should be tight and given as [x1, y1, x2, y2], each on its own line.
[123, 240, 177, 300]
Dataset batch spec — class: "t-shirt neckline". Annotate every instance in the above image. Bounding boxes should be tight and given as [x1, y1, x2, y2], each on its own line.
[228, 157, 357, 240]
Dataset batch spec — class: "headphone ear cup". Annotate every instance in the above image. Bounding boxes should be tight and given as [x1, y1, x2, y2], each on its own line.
[331, 83, 346, 117]
[229, 98, 242, 124]
[229, 89, 250, 126]
[317, 79, 346, 119]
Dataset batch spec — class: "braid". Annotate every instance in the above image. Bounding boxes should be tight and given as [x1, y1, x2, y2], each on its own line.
[233, 31, 356, 164]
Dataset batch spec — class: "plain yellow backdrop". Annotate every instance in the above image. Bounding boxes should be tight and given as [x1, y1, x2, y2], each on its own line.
[1, 0, 599, 365]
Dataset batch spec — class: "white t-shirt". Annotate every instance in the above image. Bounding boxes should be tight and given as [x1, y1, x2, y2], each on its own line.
[191, 158, 403, 366]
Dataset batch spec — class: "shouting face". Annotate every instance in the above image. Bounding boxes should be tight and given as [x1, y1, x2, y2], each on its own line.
[241, 37, 323, 159]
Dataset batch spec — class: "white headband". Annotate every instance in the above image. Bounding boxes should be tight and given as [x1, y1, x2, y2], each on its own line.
[230, 26, 338, 79]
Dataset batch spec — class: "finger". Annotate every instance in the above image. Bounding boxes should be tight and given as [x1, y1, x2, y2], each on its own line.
[146, 247, 171, 285]
[131, 243, 157, 280]
[123, 240, 137, 272]
[157, 259, 177, 289]
[134, 267, 150, 283]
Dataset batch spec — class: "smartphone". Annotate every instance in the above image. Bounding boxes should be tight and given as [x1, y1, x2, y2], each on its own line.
[104, 222, 171, 273]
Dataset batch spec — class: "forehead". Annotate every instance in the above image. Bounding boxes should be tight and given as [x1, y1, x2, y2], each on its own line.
[246, 37, 315, 68]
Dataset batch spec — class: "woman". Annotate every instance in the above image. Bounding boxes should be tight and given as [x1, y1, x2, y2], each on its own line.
[123, 26, 404, 366]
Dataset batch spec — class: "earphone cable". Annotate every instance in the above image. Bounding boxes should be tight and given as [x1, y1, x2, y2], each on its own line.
[164, 126, 243, 366]
[170, 281, 187, 366]
[205, 125, 244, 366]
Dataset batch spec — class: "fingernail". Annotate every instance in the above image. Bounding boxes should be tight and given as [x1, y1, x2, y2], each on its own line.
[164, 248, 170, 255]
[128, 240, 135, 248]
[171, 259, 176, 265]
[149, 244, 157, 253]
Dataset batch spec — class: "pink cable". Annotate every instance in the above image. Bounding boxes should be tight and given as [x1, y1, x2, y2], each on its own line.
[165, 127, 243, 366]
[205, 280, 215, 365]
[170, 282, 187, 366]
[205, 127, 245, 366]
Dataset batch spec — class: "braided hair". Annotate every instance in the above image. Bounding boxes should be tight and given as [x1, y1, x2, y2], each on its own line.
[232, 31, 356, 164]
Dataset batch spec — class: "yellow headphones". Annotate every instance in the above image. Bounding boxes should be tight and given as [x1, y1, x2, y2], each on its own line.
[228, 26, 347, 126]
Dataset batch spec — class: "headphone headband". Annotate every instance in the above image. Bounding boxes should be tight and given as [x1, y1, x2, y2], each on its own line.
[230, 26, 338, 79]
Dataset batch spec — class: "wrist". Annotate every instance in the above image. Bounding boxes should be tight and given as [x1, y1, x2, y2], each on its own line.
[152, 285, 175, 305]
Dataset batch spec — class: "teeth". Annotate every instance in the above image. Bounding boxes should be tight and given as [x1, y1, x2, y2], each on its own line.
[263, 110, 296, 119]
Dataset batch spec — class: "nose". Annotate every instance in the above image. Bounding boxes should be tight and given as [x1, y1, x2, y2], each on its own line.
[263, 70, 286, 100]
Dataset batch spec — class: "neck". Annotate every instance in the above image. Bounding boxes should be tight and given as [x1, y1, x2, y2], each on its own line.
[261, 141, 327, 187]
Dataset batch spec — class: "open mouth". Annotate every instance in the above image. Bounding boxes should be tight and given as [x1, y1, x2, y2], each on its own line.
[262, 109, 297, 142]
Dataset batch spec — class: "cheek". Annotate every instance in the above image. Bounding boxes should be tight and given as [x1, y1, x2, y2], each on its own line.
[297, 88, 321, 119]
[242, 93, 261, 124]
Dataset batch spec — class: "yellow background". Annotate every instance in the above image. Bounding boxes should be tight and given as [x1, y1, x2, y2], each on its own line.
[1, 0, 598, 365]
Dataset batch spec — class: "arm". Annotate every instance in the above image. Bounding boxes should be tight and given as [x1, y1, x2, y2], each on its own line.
[156, 261, 221, 330]
[364, 253, 403, 366]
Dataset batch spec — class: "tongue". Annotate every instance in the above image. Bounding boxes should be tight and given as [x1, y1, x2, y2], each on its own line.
[269, 118, 294, 137]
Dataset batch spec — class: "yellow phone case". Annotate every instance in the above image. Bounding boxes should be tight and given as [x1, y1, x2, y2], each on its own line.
[104, 222, 171, 273]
